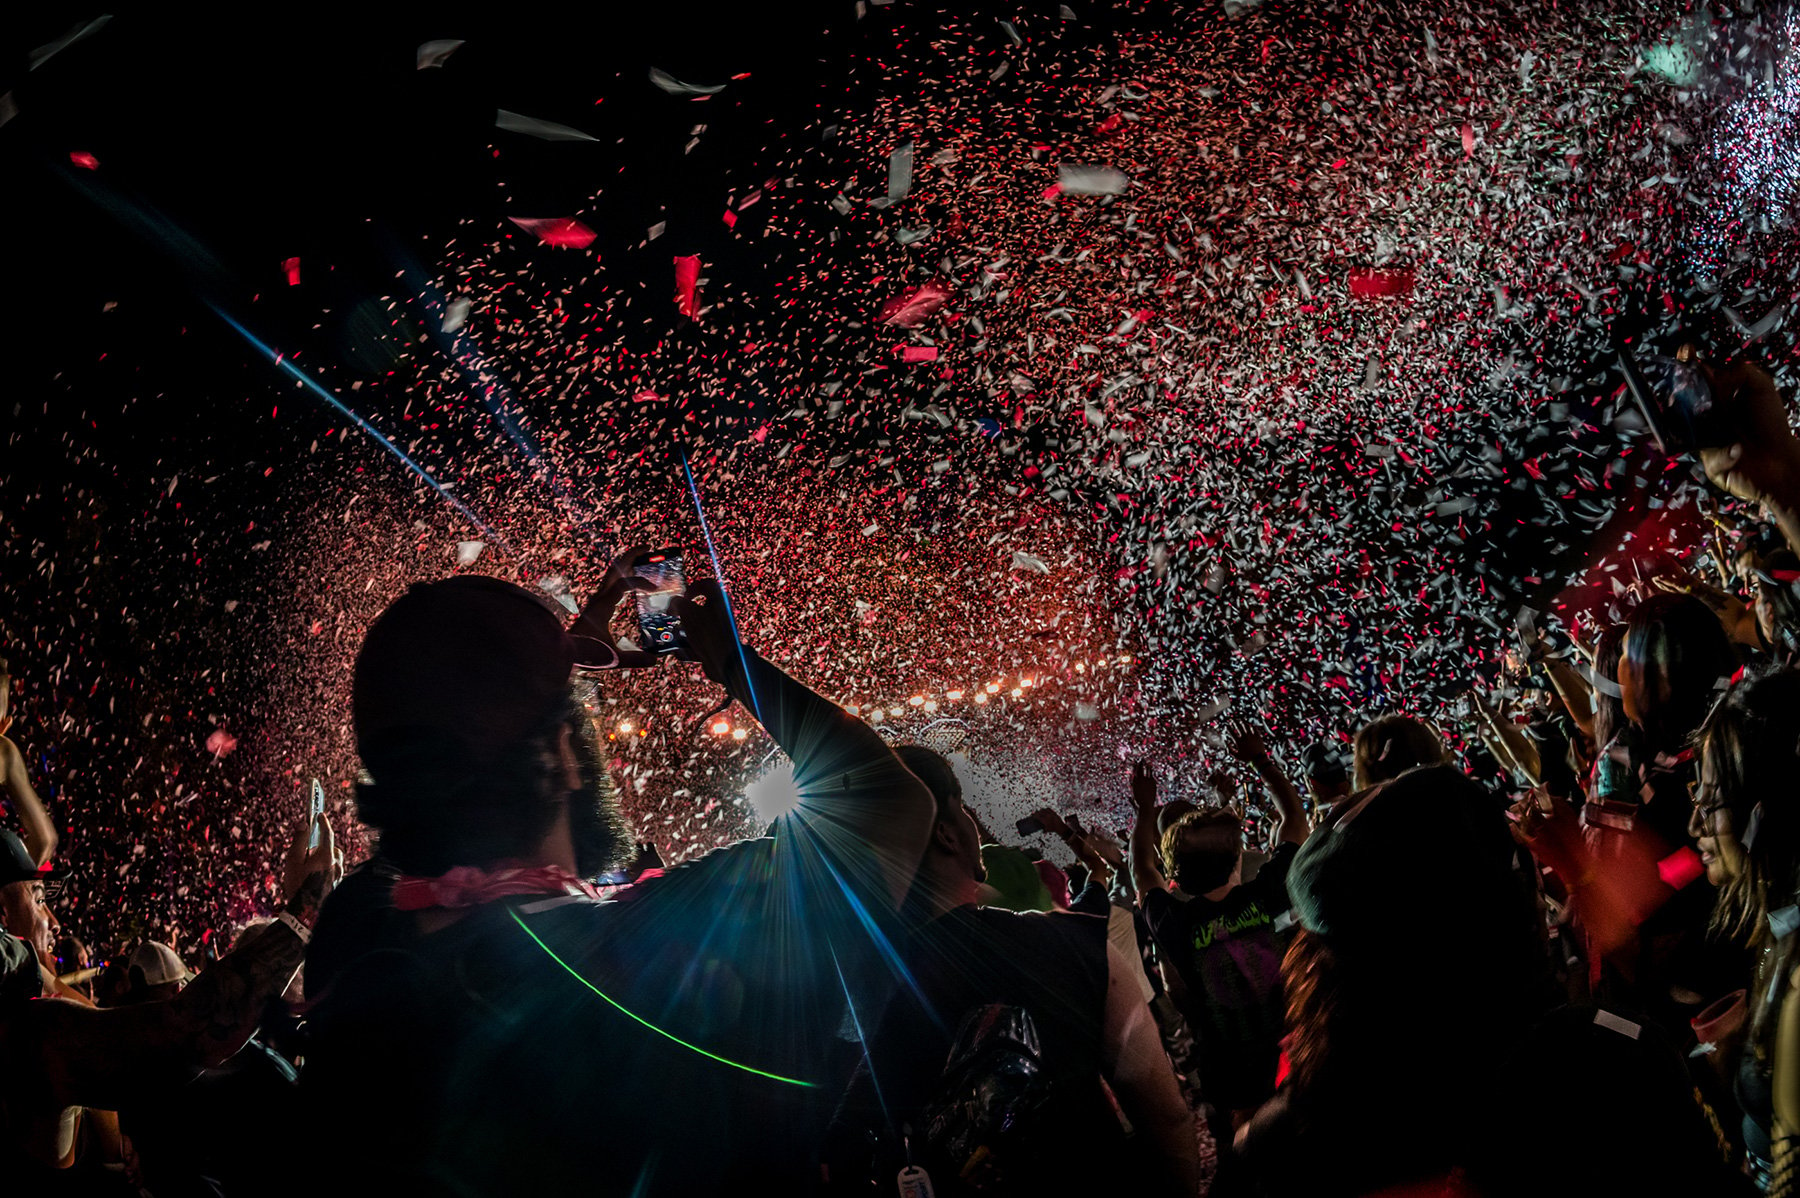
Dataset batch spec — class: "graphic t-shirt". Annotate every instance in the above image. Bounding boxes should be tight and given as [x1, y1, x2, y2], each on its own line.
[1142, 840, 1299, 1110]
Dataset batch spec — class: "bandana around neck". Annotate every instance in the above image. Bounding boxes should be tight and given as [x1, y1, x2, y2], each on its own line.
[391, 861, 605, 911]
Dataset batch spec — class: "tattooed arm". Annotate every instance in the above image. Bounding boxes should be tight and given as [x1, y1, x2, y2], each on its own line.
[2, 823, 335, 1166]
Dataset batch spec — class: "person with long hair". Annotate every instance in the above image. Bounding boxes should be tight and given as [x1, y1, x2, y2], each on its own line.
[1589, 593, 1743, 1028]
[1234, 766, 1546, 1195]
[1693, 667, 1800, 1193]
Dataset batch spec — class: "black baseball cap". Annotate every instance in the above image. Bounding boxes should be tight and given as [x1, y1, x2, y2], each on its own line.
[353, 576, 590, 769]
[1299, 741, 1348, 783]
[1287, 765, 1521, 948]
[0, 828, 63, 887]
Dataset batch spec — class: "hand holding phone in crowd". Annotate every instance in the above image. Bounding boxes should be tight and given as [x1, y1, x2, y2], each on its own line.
[630, 549, 690, 658]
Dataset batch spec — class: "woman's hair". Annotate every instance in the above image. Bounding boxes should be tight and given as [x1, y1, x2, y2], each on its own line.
[1590, 624, 1628, 750]
[1351, 714, 1446, 790]
[1276, 768, 1545, 1185]
[355, 692, 617, 876]
[1698, 666, 1800, 951]
[1618, 593, 1738, 754]
[1696, 664, 1800, 1082]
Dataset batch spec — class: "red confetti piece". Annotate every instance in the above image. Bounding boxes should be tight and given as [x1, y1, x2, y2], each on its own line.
[507, 217, 598, 249]
[1656, 846, 1705, 891]
[673, 255, 701, 318]
[876, 280, 950, 328]
[69, 151, 99, 170]
[282, 257, 301, 286]
[722, 209, 738, 229]
[205, 729, 237, 757]
[901, 345, 939, 362]
[1461, 122, 1475, 154]
[1347, 267, 1416, 298]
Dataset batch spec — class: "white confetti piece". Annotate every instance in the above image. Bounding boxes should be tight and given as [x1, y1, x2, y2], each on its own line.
[416, 39, 464, 69]
[649, 67, 725, 96]
[496, 109, 598, 142]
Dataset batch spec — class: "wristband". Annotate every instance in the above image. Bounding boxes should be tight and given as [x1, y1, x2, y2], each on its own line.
[276, 910, 312, 945]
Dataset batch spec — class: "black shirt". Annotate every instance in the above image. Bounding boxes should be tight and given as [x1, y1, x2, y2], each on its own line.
[301, 834, 900, 1197]
[1142, 841, 1298, 1109]
[832, 904, 1121, 1194]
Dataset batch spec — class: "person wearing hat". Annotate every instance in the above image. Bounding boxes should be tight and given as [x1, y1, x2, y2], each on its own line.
[298, 550, 936, 1196]
[1298, 741, 1351, 812]
[0, 819, 333, 1173]
[1237, 764, 1745, 1197]
[119, 941, 196, 1005]
[0, 826, 62, 998]
[1234, 764, 1543, 1195]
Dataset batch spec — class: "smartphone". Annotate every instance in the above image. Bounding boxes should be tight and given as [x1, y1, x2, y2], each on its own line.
[633, 550, 687, 656]
[307, 778, 326, 851]
[1617, 342, 1731, 455]
[1016, 816, 1044, 837]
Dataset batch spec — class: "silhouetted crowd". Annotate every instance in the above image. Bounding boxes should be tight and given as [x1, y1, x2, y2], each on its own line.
[6, 369, 1800, 1197]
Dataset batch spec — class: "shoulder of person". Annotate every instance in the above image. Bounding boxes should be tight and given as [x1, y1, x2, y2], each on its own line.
[614, 837, 774, 901]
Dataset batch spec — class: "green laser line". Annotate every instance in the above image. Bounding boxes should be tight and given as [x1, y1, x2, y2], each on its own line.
[506, 906, 816, 1088]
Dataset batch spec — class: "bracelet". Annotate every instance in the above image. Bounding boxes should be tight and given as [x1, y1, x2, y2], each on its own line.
[276, 910, 312, 945]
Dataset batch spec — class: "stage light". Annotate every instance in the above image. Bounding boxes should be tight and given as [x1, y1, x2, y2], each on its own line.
[945, 689, 964, 700]
[731, 727, 749, 741]
[618, 720, 634, 734]
[711, 719, 732, 735]
[747, 763, 802, 822]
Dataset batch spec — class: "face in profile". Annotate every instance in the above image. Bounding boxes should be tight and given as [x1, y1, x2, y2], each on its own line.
[1690, 750, 1745, 889]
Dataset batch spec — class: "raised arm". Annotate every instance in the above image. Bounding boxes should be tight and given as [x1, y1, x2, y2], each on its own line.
[1700, 361, 1800, 559]
[0, 734, 57, 868]
[1774, 963, 1800, 1198]
[675, 579, 933, 908]
[7, 823, 333, 1165]
[1539, 651, 1597, 744]
[1228, 728, 1308, 847]
[1100, 941, 1202, 1196]
[1030, 808, 1116, 891]
[1472, 690, 1542, 785]
[1129, 762, 1168, 898]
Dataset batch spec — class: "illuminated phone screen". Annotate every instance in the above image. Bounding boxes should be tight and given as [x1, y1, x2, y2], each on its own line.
[633, 552, 687, 654]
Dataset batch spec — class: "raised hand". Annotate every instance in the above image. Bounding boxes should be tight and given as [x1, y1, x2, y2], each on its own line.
[569, 547, 662, 669]
[1699, 361, 1800, 507]
[281, 815, 338, 923]
[672, 578, 742, 688]
[1129, 761, 1157, 813]
[1227, 726, 1268, 764]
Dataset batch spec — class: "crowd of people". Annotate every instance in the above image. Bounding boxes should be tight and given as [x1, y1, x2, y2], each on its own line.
[2, 363, 1800, 1197]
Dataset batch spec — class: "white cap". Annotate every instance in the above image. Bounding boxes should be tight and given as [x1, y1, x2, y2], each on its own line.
[128, 941, 195, 988]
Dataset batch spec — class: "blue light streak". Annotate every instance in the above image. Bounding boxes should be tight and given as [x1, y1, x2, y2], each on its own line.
[209, 305, 504, 545]
[681, 450, 762, 722]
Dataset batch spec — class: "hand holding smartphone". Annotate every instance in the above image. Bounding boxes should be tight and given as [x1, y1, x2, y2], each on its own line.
[632, 549, 690, 658]
[307, 778, 326, 852]
[1617, 342, 1732, 458]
